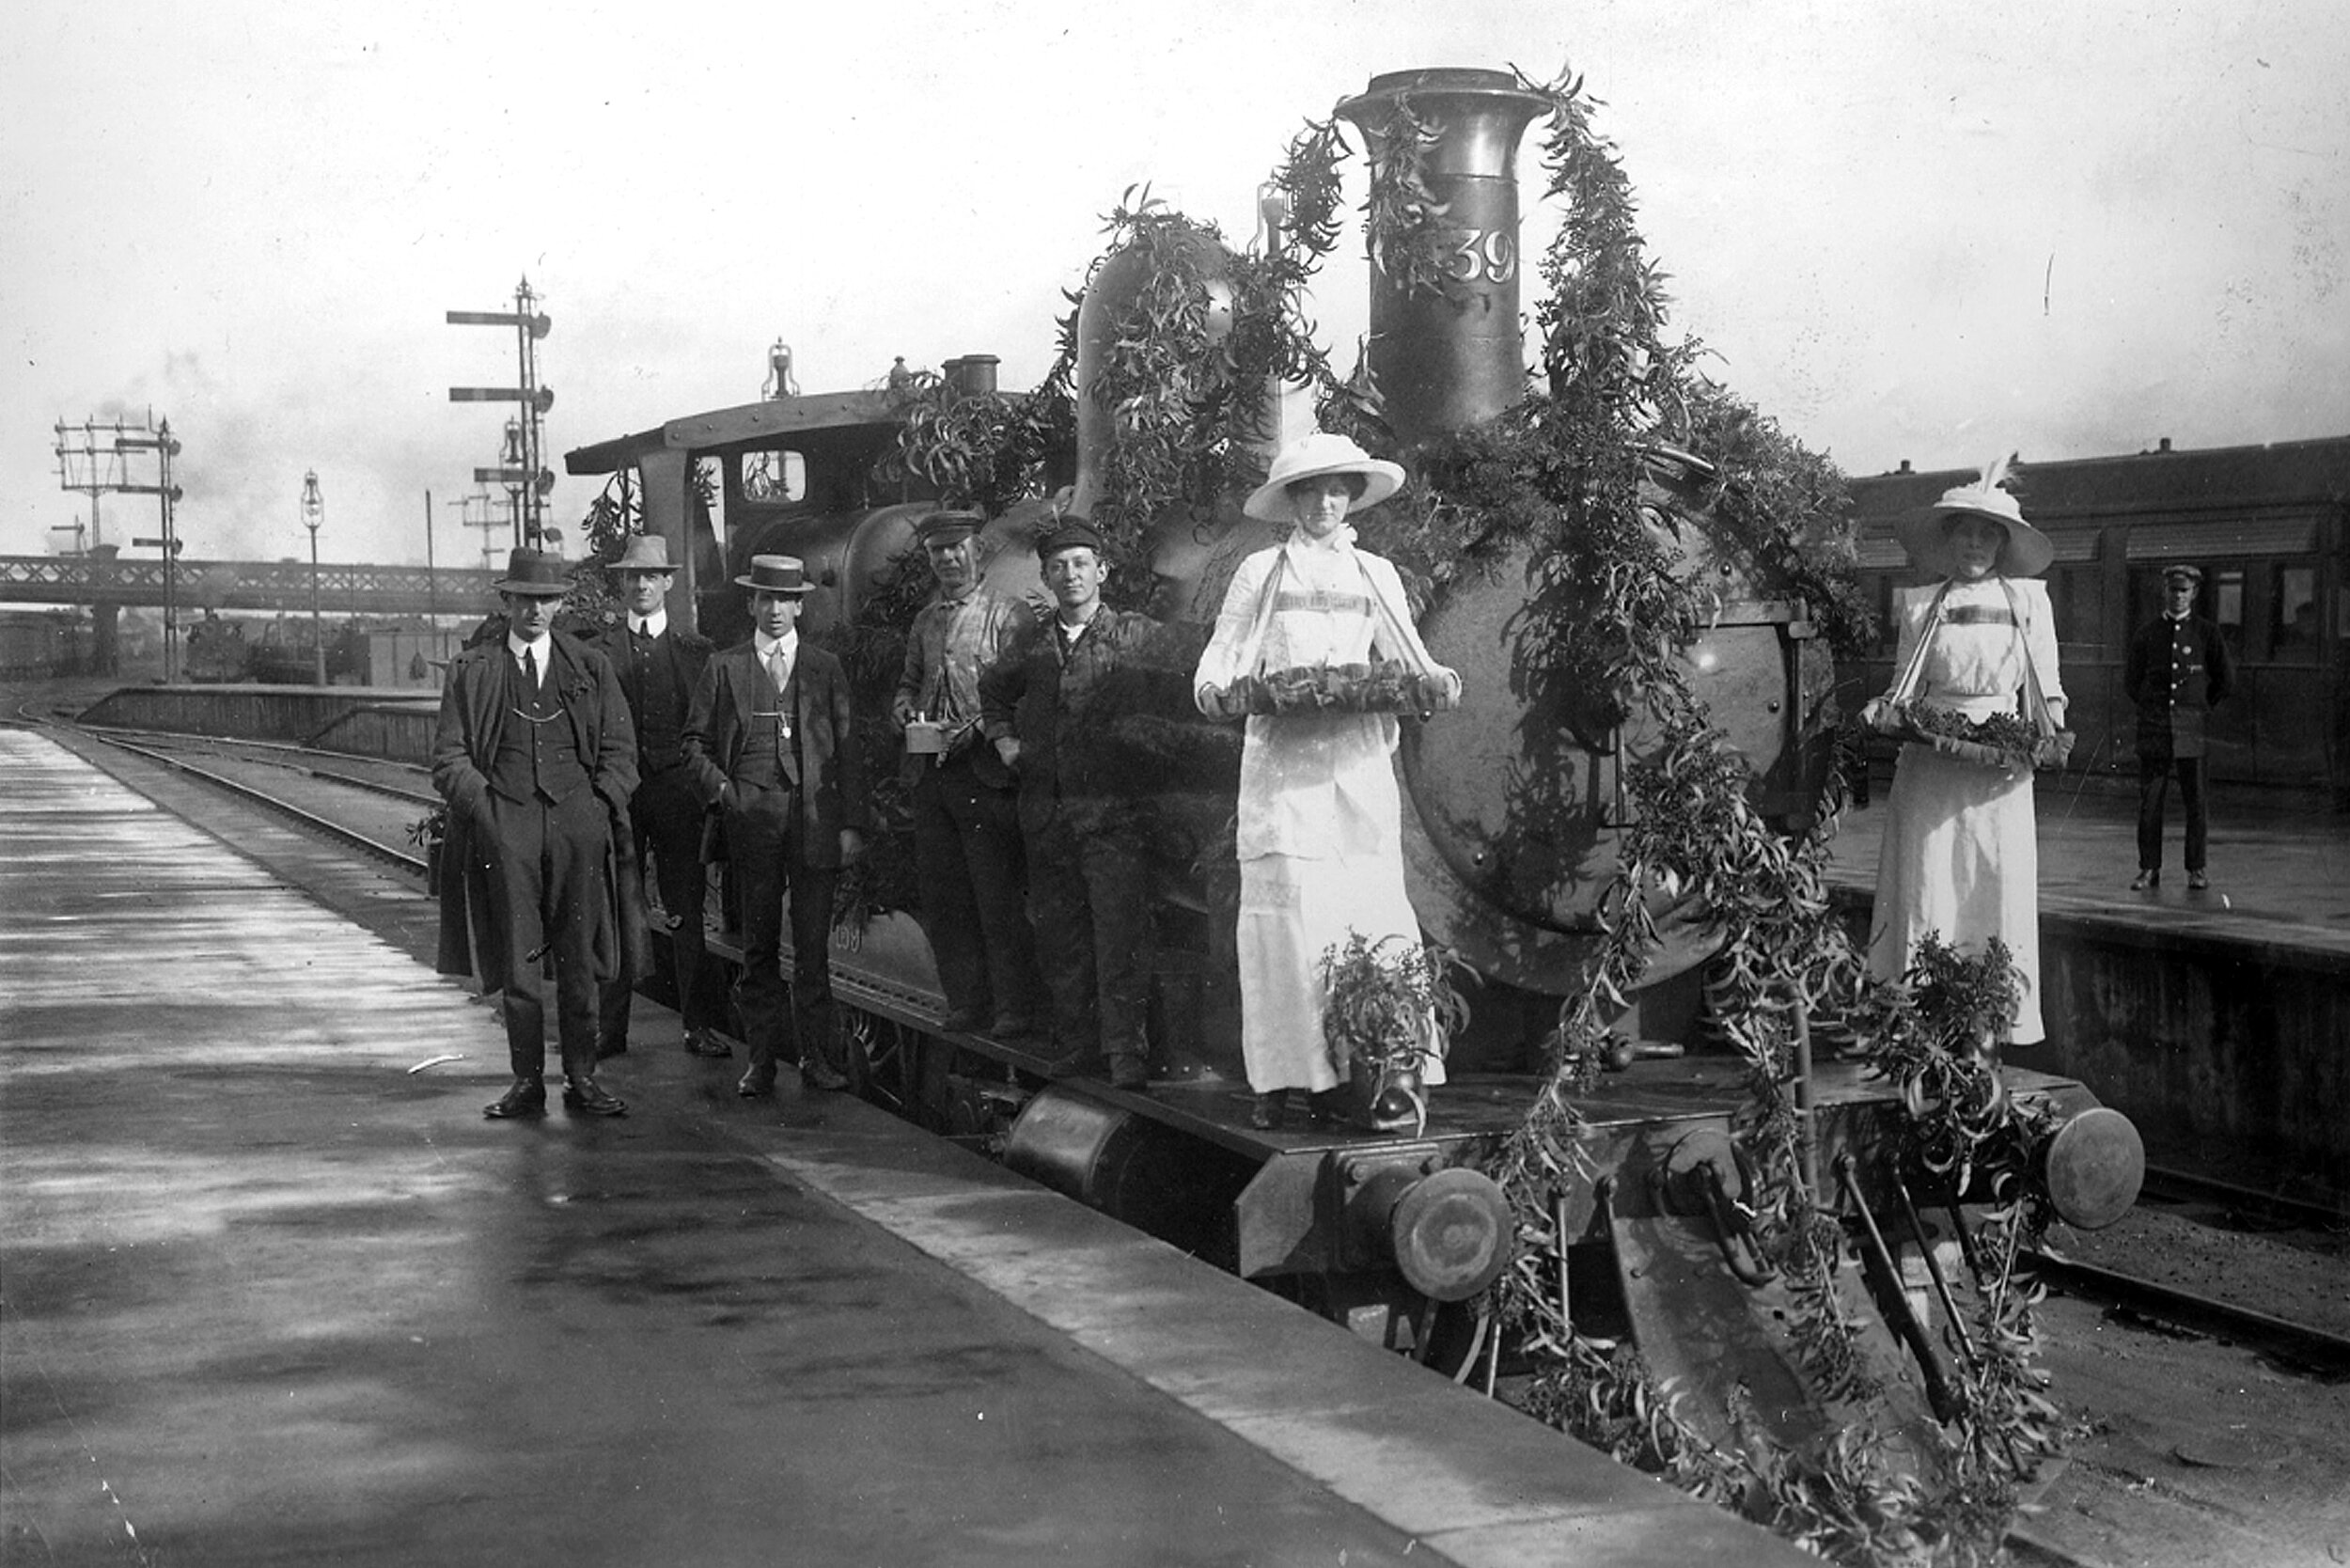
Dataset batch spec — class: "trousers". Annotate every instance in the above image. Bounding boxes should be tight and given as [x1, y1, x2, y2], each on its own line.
[725, 783, 838, 1075]
[2137, 754, 2210, 872]
[911, 753, 1042, 1021]
[1025, 820, 1152, 1069]
[598, 764, 721, 1045]
[484, 789, 610, 1080]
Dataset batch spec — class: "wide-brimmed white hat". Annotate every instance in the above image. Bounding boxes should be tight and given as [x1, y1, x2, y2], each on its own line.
[1242, 431, 1406, 524]
[1894, 455, 2055, 578]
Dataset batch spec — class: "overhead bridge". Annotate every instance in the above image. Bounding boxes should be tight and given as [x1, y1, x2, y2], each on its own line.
[0, 554, 500, 617]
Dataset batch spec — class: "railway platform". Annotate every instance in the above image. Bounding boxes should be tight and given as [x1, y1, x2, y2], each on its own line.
[0, 726, 1807, 1567]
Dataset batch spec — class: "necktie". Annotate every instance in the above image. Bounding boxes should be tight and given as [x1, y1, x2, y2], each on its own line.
[521, 647, 537, 691]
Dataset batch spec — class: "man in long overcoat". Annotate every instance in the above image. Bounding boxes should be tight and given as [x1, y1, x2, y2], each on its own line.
[588, 533, 724, 1059]
[2124, 563, 2236, 891]
[683, 555, 869, 1097]
[432, 548, 639, 1118]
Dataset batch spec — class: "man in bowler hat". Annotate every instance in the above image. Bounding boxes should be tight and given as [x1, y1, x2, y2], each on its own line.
[683, 556, 867, 1096]
[891, 509, 1048, 1037]
[588, 533, 727, 1059]
[432, 548, 638, 1119]
[979, 517, 1160, 1090]
[2125, 563, 2235, 891]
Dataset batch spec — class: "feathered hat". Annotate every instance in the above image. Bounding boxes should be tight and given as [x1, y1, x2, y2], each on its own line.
[1894, 453, 2055, 578]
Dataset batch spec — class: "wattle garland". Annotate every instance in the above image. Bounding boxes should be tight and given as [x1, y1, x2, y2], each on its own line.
[872, 61, 2071, 1565]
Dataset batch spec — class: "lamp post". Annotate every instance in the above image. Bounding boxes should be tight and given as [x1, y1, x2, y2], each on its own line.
[301, 470, 325, 685]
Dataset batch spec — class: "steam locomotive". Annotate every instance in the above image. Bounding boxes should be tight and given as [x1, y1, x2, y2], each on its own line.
[566, 68, 2143, 1450]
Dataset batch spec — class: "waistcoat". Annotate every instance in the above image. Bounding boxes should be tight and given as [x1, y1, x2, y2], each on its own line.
[729, 661, 802, 791]
[489, 651, 590, 805]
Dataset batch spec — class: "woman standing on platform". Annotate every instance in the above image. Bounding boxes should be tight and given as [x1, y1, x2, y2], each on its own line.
[1860, 459, 2066, 1046]
[1192, 431, 1462, 1128]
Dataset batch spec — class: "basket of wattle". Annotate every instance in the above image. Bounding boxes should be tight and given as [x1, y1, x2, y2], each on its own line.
[1884, 701, 2071, 771]
[1229, 661, 1461, 717]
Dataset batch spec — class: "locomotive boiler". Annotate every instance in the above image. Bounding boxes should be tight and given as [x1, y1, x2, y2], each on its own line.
[565, 65, 2142, 1443]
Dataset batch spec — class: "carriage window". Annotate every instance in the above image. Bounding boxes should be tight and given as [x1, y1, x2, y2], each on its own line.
[2272, 564, 2319, 661]
[743, 449, 806, 504]
[2211, 568, 2246, 654]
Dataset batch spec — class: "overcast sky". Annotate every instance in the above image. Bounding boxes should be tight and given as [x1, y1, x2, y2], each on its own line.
[4, 0, 2344, 573]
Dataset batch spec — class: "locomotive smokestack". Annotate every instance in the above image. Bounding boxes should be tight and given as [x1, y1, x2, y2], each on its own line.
[1338, 69, 1549, 451]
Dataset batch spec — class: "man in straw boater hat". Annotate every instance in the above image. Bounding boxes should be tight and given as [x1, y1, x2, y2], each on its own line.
[2123, 563, 2234, 892]
[979, 514, 1161, 1090]
[1861, 455, 2067, 1051]
[890, 508, 1049, 1039]
[682, 555, 867, 1097]
[432, 547, 639, 1119]
[588, 532, 727, 1058]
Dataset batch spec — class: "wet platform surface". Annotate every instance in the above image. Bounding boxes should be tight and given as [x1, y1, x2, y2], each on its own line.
[0, 727, 1804, 1567]
[1826, 782, 2350, 963]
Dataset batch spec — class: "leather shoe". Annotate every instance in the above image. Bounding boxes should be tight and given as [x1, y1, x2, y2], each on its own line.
[1249, 1091, 1288, 1131]
[2129, 870, 2159, 891]
[1107, 1056, 1152, 1092]
[2187, 870, 2210, 891]
[938, 1007, 986, 1034]
[800, 1057, 851, 1092]
[683, 1028, 732, 1058]
[988, 1012, 1045, 1042]
[595, 1037, 629, 1060]
[483, 1078, 547, 1120]
[736, 1066, 777, 1098]
[562, 1076, 627, 1117]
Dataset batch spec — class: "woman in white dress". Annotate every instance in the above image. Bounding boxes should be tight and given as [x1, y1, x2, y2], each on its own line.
[1861, 460, 2065, 1046]
[1193, 431, 1462, 1128]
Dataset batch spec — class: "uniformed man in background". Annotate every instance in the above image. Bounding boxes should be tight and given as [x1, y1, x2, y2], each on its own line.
[2125, 563, 2235, 891]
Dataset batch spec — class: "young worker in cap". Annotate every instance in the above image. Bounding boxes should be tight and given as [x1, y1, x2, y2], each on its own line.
[682, 555, 867, 1096]
[2123, 564, 2234, 892]
[891, 509, 1049, 1038]
[979, 517, 1161, 1090]
[432, 547, 639, 1120]
[588, 533, 726, 1058]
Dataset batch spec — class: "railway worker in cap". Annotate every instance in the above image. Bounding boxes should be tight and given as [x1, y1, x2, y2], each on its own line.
[432, 547, 639, 1120]
[682, 555, 867, 1097]
[891, 508, 1050, 1038]
[2123, 564, 2235, 892]
[979, 517, 1161, 1090]
[588, 533, 727, 1059]
[1859, 457, 2066, 1048]
[1193, 431, 1462, 1130]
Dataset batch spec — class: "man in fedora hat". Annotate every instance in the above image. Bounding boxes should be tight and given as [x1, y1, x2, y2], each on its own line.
[432, 547, 638, 1119]
[2124, 563, 2235, 891]
[890, 508, 1048, 1038]
[683, 556, 867, 1096]
[979, 516, 1161, 1089]
[588, 532, 725, 1058]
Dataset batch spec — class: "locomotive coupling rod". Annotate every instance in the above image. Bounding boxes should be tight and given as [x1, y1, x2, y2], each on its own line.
[1792, 996, 1818, 1200]
[1894, 1175, 1977, 1371]
[1839, 1154, 1958, 1423]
